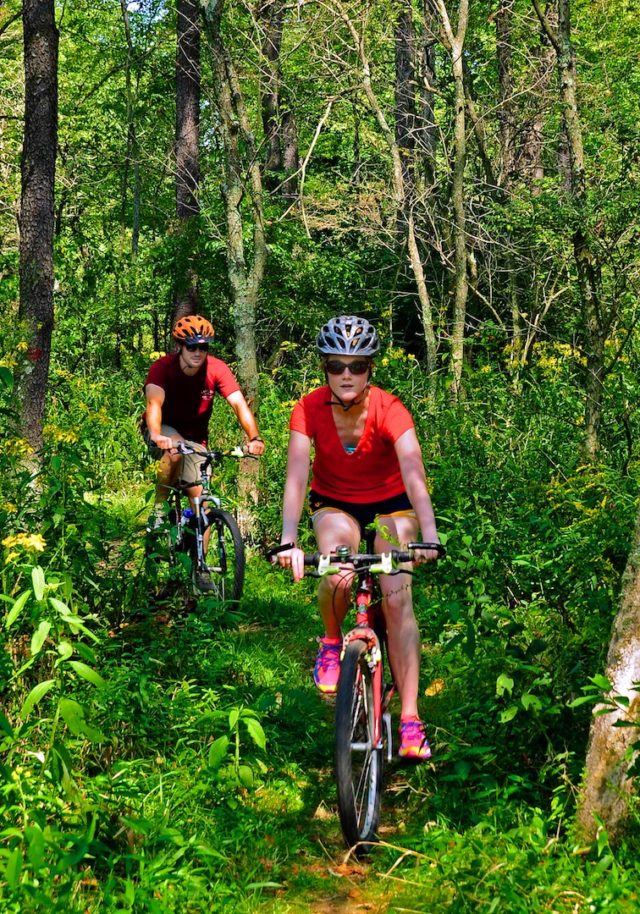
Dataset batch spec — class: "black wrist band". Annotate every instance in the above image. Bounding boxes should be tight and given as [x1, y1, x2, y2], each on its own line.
[249, 435, 263, 443]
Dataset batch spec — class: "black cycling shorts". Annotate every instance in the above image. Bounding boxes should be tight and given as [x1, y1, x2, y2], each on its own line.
[308, 489, 415, 538]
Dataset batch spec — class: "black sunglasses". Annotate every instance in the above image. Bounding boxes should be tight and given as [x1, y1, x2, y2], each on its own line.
[184, 342, 209, 353]
[324, 359, 371, 376]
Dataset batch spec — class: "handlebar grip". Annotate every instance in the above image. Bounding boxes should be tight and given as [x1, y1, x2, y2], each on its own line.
[408, 542, 446, 558]
[266, 542, 295, 558]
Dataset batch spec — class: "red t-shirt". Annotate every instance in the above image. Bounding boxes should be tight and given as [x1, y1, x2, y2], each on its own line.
[289, 386, 414, 503]
[142, 353, 240, 444]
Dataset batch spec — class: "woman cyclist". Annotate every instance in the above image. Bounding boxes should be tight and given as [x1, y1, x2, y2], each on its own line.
[276, 315, 440, 760]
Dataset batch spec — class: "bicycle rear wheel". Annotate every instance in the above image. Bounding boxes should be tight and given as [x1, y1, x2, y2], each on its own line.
[335, 640, 383, 852]
[196, 508, 245, 602]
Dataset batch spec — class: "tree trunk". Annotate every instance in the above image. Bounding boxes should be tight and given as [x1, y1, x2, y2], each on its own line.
[418, 2, 437, 190]
[533, 0, 606, 461]
[18, 0, 58, 457]
[332, 2, 439, 387]
[496, 0, 515, 188]
[431, 0, 469, 399]
[395, 0, 416, 221]
[204, 0, 267, 534]
[258, 0, 298, 198]
[258, 0, 284, 185]
[174, 0, 201, 323]
[577, 508, 640, 843]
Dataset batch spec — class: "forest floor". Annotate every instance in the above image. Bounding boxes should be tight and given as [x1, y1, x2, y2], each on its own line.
[111, 489, 442, 913]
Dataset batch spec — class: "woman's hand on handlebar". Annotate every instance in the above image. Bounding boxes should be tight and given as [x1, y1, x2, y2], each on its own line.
[273, 544, 306, 582]
[411, 542, 444, 565]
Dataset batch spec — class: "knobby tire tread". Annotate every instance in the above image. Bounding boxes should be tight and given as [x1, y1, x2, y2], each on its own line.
[335, 640, 383, 852]
[202, 507, 245, 602]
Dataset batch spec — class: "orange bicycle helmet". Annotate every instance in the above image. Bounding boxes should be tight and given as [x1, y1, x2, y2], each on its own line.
[172, 315, 215, 344]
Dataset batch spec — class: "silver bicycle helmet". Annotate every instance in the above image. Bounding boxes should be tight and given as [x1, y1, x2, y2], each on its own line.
[316, 315, 380, 357]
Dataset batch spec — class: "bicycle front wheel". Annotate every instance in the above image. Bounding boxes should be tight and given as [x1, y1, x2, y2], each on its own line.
[335, 640, 383, 852]
[199, 508, 245, 603]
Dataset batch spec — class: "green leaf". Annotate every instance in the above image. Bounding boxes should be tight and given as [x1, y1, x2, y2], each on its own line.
[0, 366, 14, 390]
[25, 824, 45, 870]
[49, 597, 71, 617]
[21, 679, 55, 718]
[237, 764, 254, 788]
[568, 694, 599, 708]
[68, 661, 106, 689]
[0, 710, 13, 736]
[5, 590, 29, 628]
[591, 674, 612, 692]
[496, 673, 514, 697]
[228, 707, 240, 731]
[31, 566, 46, 601]
[208, 735, 230, 770]
[31, 621, 51, 656]
[59, 698, 104, 742]
[244, 717, 266, 750]
[56, 640, 74, 665]
[500, 705, 519, 723]
[5, 847, 22, 888]
[521, 693, 543, 712]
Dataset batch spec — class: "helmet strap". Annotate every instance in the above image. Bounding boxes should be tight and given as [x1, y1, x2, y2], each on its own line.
[325, 382, 370, 411]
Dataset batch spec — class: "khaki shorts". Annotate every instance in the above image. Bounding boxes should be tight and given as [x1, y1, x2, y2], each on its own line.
[142, 424, 207, 488]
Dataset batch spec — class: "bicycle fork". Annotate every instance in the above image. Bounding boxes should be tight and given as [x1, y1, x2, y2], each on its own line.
[342, 580, 394, 762]
[191, 494, 221, 573]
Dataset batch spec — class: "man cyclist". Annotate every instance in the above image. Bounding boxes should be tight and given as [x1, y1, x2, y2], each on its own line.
[276, 316, 440, 760]
[141, 315, 265, 537]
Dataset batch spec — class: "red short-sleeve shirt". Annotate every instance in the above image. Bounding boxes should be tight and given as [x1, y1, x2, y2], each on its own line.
[143, 353, 240, 445]
[289, 385, 414, 503]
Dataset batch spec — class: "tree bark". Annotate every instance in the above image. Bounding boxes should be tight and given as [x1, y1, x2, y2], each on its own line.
[204, 0, 267, 533]
[577, 508, 640, 843]
[258, 0, 298, 198]
[496, 0, 515, 188]
[174, 0, 201, 323]
[532, 0, 606, 461]
[431, 0, 469, 400]
[18, 0, 58, 456]
[395, 0, 416, 221]
[418, 2, 437, 190]
[333, 0, 439, 387]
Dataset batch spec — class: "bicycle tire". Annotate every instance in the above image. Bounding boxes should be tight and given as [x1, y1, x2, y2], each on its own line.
[335, 640, 383, 852]
[196, 508, 245, 602]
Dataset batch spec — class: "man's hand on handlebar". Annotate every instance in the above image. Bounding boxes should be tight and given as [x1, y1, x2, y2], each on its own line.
[245, 437, 265, 457]
[152, 433, 179, 451]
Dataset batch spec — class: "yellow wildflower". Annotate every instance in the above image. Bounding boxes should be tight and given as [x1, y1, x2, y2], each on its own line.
[1, 438, 33, 457]
[2, 533, 46, 552]
[43, 424, 79, 444]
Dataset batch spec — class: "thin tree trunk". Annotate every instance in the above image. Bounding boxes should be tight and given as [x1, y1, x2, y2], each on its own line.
[19, 0, 58, 457]
[258, 0, 284, 185]
[334, 0, 439, 389]
[496, 0, 515, 187]
[533, 0, 606, 461]
[174, 0, 201, 323]
[395, 0, 416, 223]
[418, 2, 437, 190]
[257, 0, 298, 198]
[431, 0, 469, 399]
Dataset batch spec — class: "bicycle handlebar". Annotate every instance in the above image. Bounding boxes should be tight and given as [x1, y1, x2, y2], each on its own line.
[173, 441, 258, 461]
[267, 541, 445, 571]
